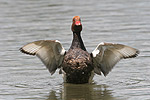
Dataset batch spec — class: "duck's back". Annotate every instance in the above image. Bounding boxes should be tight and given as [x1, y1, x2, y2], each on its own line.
[62, 48, 93, 84]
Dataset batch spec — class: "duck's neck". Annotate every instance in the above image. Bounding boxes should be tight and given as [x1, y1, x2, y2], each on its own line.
[70, 32, 86, 51]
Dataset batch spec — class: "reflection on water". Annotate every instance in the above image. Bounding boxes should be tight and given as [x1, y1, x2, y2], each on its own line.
[47, 83, 116, 100]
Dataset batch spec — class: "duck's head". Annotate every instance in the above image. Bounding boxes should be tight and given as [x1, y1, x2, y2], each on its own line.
[71, 16, 82, 33]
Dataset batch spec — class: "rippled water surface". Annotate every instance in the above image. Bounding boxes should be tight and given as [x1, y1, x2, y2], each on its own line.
[0, 0, 150, 100]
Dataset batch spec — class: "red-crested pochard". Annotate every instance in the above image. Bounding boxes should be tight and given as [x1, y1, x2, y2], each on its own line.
[20, 16, 139, 84]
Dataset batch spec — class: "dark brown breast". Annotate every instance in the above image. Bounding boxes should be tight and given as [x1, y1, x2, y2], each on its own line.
[62, 48, 93, 84]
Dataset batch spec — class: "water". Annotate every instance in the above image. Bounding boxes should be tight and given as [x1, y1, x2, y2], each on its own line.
[0, 0, 150, 100]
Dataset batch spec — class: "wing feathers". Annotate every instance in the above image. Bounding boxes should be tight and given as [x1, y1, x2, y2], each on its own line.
[118, 46, 139, 58]
[20, 43, 41, 55]
[92, 42, 139, 76]
[20, 40, 66, 75]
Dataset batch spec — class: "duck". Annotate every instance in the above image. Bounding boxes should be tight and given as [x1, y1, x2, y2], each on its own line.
[20, 16, 139, 84]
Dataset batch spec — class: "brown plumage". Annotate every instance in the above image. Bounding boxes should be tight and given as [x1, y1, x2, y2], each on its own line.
[62, 48, 93, 84]
[20, 16, 139, 84]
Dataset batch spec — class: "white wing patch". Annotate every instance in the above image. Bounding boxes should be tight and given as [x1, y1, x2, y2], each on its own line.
[92, 49, 99, 57]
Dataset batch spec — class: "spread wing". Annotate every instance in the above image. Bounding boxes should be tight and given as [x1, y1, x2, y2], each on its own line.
[20, 40, 66, 75]
[91, 42, 139, 76]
